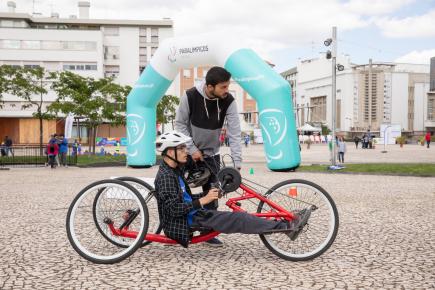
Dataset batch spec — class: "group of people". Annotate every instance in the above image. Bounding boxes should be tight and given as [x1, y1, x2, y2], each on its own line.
[46, 134, 81, 168]
[153, 66, 310, 247]
[0, 136, 13, 157]
[354, 130, 374, 149]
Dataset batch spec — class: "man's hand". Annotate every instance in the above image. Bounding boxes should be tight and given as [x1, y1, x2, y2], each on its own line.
[192, 150, 203, 162]
[199, 188, 219, 206]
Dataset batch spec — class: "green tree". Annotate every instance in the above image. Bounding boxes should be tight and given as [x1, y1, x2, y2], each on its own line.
[8, 66, 56, 154]
[0, 65, 18, 109]
[49, 71, 130, 153]
[321, 124, 331, 136]
[156, 95, 180, 132]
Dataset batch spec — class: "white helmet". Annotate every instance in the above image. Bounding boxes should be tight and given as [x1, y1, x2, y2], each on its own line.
[155, 131, 191, 152]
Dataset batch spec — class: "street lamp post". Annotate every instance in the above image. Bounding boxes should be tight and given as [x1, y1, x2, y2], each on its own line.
[331, 27, 337, 166]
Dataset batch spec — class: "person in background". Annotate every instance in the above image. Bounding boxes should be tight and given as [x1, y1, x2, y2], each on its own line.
[46, 138, 59, 169]
[4, 136, 13, 157]
[72, 139, 79, 156]
[338, 137, 347, 163]
[425, 131, 431, 148]
[115, 140, 121, 155]
[354, 136, 360, 149]
[244, 134, 250, 148]
[58, 134, 69, 167]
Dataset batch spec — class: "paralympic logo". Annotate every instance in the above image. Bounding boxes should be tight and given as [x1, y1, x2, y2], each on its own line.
[259, 109, 287, 162]
[126, 114, 146, 157]
[168, 46, 177, 63]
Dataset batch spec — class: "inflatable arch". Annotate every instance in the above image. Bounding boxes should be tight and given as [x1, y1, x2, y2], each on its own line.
[126, 34, 301, 171]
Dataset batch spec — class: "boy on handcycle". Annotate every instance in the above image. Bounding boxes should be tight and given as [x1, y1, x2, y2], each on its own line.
[154, 131, 311, 248]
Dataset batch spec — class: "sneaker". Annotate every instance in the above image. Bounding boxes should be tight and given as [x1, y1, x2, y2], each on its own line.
[205, 237, 224, 247]
[286, 208, 312, 241]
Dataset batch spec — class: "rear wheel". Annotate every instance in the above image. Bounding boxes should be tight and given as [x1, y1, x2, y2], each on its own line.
[257, 179, 339, 261]
[66, 179, 148, 264]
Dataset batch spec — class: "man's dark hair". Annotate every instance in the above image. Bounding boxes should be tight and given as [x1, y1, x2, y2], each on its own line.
[205, 67, 231, 86]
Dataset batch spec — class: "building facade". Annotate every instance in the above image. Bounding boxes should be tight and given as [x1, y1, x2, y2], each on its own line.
[0, 1, 174, 144]
[282, 54, 432, 136]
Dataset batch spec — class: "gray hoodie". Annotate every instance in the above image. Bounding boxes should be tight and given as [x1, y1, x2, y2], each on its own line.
[175, 81, 242, 168]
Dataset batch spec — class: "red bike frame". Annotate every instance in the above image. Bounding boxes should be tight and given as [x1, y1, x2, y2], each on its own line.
[107, 182, 296, 245]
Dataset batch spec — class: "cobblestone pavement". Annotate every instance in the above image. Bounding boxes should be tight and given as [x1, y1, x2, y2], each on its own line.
[1, 151, 435, 289]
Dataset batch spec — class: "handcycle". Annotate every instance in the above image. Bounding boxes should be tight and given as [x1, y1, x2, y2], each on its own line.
[66, 160, 339, 264]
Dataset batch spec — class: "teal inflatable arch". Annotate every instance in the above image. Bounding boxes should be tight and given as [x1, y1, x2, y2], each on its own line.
[127, 34, 300, 171]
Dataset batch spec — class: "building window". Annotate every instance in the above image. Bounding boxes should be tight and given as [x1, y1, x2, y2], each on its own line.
[104, 65, 120, 78]
[139, 28, 147, 37]
[103, 26, 119, 36]
[151, 28, 158, 36]
[151, 36, 159, 43]
[21, 40, 40, 49]
[24, 64, 41, 69]
[0, 39, 20, 49]
[183, 69, 191, 78]
[63, 41, 96, 51]
[63, 63, 97, 71]
[244, 112, 253, 124]
[41, 40, 61, 50]
[104, 46, 120, 60]
[151, 47, 158, 56]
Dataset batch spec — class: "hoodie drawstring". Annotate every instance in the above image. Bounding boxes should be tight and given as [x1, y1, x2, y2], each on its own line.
[203, 97, 220, 121]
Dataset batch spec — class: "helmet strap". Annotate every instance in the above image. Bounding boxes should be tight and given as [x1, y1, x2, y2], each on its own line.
[163, 148, 181, 166]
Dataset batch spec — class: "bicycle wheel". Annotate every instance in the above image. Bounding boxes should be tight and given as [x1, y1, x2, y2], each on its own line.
[257, 179, 339, 261]
[66, 179, 148, 264]
[115, 176, 162, 246]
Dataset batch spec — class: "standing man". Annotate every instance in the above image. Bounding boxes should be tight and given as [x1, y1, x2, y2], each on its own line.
[58, 134, 69, 167]
[175, 66, 242, 247]
[4, 136, 13, 157]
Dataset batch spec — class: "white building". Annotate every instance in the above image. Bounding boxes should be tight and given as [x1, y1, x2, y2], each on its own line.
[282, 54, 431, 136]
[0, 1, 174, 144]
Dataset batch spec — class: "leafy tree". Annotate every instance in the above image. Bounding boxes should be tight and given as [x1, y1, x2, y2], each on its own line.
[321, 124, 331, 136]
[0, 65, 18, 109]
[49, 71, 130, 153]
[156, 94, 180, 132]
[7, 66, 56, 153]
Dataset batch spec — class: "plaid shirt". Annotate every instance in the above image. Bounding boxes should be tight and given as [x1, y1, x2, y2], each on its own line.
[154, 161, 205, 247]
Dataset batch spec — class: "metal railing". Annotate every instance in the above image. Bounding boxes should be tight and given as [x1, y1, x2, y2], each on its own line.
[0, 146, 78, 167]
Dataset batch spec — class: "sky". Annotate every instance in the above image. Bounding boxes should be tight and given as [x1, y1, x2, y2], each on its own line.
[2, 0, 435, 72]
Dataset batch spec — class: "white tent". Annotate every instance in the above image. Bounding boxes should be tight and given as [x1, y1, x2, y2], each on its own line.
[299, 124, 321, 132]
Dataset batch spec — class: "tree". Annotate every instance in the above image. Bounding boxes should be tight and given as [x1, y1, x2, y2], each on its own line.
[156, 95, 180, 132]
[49, 71, 130, 154]
[0, 65, 17, 109]
[8, 66, 56, 154]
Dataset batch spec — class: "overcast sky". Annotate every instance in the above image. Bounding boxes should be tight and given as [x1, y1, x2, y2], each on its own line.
[3, 0, 435, 72]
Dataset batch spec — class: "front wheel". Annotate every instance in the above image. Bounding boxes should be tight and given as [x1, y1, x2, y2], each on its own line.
[66, 179, 148, 264]
[257, 179, 339, 261]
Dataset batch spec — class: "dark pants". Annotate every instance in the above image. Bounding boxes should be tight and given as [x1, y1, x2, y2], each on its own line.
[427, 141, 430, 148]
[202, 155, 221, 211]
[191, 210, 286, 234]
[48, 155, 56, 168]
[59, 152, 67, 166]
[338, 152, 344, 163]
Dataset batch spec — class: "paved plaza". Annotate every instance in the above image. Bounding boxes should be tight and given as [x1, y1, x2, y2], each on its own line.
[0, 144, 435, 289]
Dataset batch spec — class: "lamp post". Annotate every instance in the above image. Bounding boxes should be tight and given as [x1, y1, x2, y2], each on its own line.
[324, 27, 338, 166]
